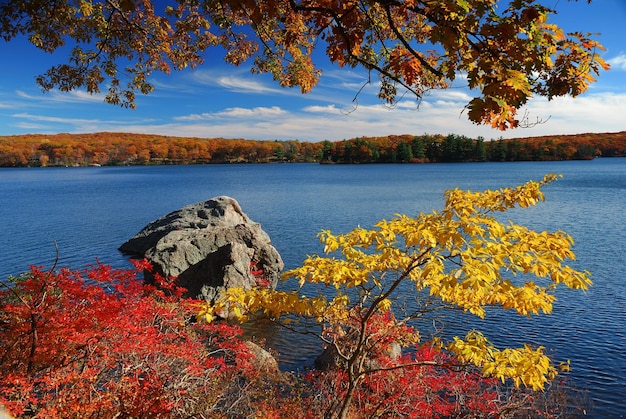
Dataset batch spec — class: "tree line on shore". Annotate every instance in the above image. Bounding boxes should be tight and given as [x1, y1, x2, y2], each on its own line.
[1, 131, 625, 167]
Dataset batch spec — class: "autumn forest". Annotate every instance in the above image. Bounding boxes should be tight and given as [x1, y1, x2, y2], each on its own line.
[0, 131, 625, 167]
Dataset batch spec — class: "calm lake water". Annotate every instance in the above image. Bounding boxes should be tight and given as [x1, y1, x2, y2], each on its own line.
[1, 159, 625, 417]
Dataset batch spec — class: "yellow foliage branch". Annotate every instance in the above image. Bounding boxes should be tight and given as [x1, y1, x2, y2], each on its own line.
[196, 174, 591, 391]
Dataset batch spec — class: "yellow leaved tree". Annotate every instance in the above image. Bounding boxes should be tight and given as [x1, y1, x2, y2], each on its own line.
[198, 174, 591, 418]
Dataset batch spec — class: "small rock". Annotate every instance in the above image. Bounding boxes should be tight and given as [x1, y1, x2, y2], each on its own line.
[243, 341, 280, 374]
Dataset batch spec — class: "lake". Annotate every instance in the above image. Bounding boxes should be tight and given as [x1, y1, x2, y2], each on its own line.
[1, 159, 625, 417]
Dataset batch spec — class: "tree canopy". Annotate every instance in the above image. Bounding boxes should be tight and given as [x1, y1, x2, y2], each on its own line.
[1, 0, 608, 129]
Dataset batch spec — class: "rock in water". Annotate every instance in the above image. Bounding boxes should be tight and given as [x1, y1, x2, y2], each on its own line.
[119, 196, 283, 304]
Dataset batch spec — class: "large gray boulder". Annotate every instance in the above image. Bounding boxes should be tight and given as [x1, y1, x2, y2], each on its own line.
[119, 196, 283, 304]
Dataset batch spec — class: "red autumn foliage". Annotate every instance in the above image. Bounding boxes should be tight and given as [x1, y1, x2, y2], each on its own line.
[298, 310, 502, 418]
[0, 261, 256, 418]
[250, 261, 271, 288]
[253, 310, 585, 418]
[294, 348, 500, 418]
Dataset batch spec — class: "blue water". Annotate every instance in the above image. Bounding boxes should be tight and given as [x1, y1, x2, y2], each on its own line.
[1, 159, 625, 417]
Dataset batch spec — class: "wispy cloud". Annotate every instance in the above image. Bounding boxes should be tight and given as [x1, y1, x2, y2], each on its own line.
[7, 113, 101, 133]
[424, 89, 473, 103]
[216, 76, 281, 94]
[14, 122, 49, 130]
[318, 69, 374, 91]
[303, 104, 340, 114]
[174, 106, 287, 122]
[607, 54, 626, 71]
[10, 113, 159, 134]
[190, 68, 371, 104]
[12, 113, 101, 124]
[190, 70, 287, 95]
[520, 92, 626, 127]
[16, 89, 105, 103]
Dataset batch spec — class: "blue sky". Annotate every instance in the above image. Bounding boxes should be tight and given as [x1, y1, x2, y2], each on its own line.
[1, 1, 625, 142]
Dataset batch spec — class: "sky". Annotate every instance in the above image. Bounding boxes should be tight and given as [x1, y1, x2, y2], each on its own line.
[0, 1, 625, 142]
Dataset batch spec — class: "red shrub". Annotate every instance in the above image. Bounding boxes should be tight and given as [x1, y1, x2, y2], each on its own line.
[0, 261, 251, 418]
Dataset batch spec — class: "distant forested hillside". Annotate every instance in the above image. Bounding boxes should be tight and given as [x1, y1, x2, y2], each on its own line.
[0, 133, 322, 167]
[320, 132, 626, 164]
[0, 131, 624, 167]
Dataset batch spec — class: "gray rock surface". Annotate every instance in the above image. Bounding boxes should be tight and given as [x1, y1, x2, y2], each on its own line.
[243, 341, 279, 373]
[119, 196, 283, 303]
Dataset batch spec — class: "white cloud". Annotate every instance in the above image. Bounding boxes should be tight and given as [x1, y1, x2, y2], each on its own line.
[174, 106, 287, 122]
[14, 122, 49, 130]
[607, 54, 626, 71]
[320, 69, 368, 84]
[172, 113, 212, 122]
[12, 113, 100, 124]
[8, 113, 106, 133]
[215, 76, 279, 94]
[425, 89, 472, 103]
[303, 104, 340, 114]
[9, 113, 157, 134]
[216, 106, 286, 118]
[517, 92, 626, 132]
[16, 89, 105, 103]
[159, 90, 626, 141]
[6, 82, 625, 142]
[318, 69, 375, 92]
[190, 70, 287, 95]
[112, 101, 469, 141]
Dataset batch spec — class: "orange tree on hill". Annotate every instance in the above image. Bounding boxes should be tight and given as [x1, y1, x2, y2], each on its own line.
[1, 0, 608, 129]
